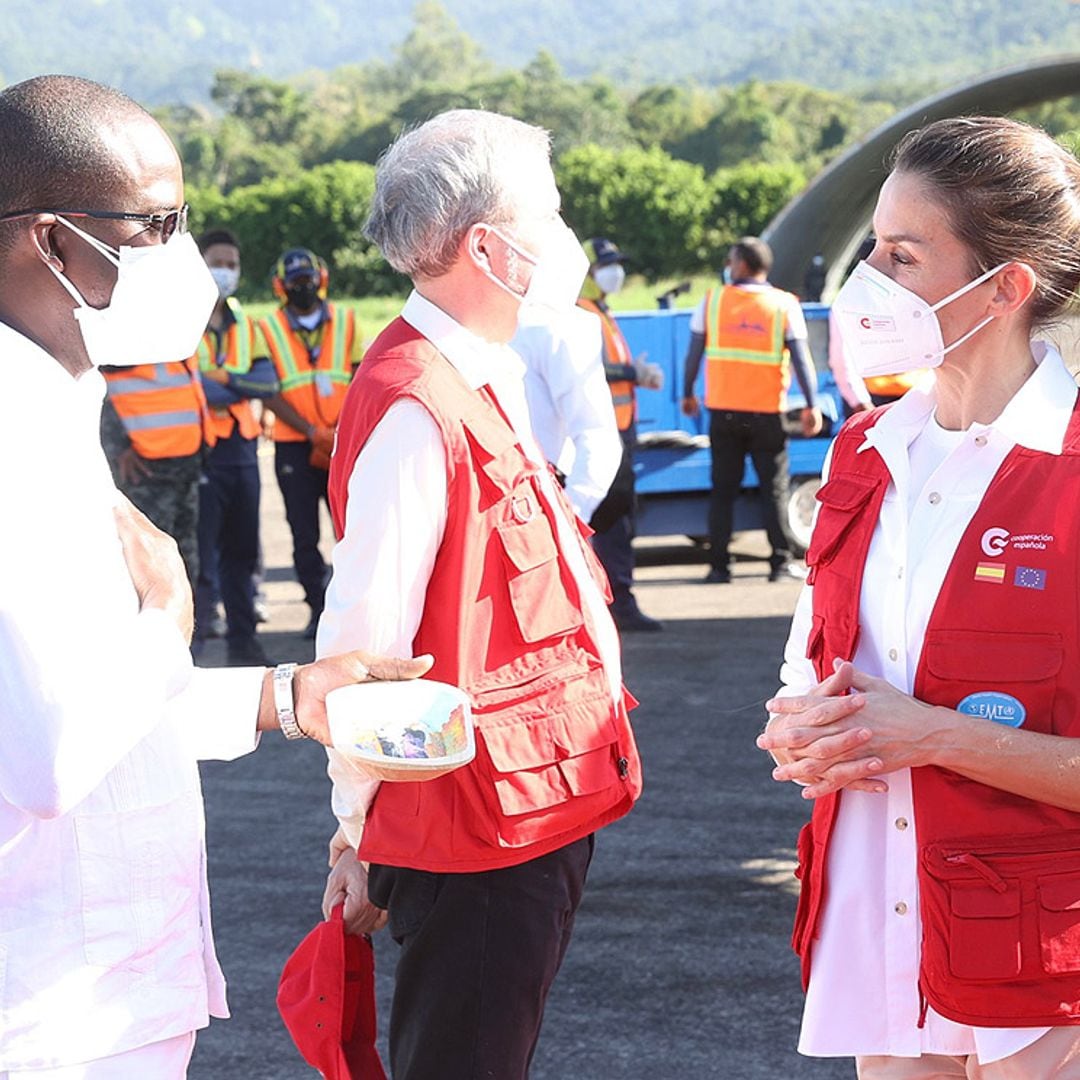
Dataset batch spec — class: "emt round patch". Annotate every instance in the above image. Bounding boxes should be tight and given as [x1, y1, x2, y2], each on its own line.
[956, 691, 1026, 728]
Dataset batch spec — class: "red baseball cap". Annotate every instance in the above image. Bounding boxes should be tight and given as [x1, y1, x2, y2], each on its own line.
[277, 904, 387, 1080]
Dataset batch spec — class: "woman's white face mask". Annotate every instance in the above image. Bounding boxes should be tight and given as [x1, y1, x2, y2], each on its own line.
[47, 217, 218, 368]
[831, 259, 1010, 378]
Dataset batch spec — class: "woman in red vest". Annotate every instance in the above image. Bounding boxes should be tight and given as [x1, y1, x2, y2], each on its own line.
[758, 116, 1080, 1078]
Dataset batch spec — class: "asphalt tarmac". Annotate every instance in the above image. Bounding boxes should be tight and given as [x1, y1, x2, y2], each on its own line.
[189, 461, 853, 1079]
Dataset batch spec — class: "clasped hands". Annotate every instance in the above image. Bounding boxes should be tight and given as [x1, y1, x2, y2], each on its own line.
[757, 659, 945, 799]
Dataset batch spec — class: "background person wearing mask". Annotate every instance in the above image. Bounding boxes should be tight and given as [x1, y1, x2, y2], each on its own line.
[193, 228, 279, 665]
[681, 236, 823, 584]
[760, 115, 1080, 1079]
[0, 74, 429, 1080]
[578, 237, 664, 633]
[513, 264, 623, 550]
[319, 109, 642, 1080]
[260, 249, 361, 639]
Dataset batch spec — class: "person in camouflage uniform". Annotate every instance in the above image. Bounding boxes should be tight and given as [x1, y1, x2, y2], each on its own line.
[100, 361, 209, 588]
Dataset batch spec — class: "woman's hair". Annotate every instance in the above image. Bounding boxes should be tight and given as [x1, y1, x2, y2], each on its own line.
[890, 115, 1080, 326]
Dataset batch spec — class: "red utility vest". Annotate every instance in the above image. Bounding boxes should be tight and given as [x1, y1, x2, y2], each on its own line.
[328, 318, 642, 874]
[703, 285, 792, 413]
[578, 298, 635, 431]
[794, 403, 1080, 1027]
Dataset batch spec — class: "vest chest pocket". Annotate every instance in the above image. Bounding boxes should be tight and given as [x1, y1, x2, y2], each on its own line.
[921, 630, 1063, 735]
[805, 474, 881, 582]
[495, 495, 582, 643]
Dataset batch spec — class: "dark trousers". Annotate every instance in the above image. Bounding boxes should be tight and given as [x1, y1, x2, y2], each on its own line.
[119, 451, 202, 587]
[196, 458, 260, 643]
[273, 440, 329, 612]
[368, 836, 595, 1080]
[708, 409, 792, 570]
[592, 425, 637, 614]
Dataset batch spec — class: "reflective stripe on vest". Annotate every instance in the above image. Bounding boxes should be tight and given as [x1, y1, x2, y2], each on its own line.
[195, 299, 261, 441]
[579, 298, 635, 431]
[103, 358, 212, 459]
[261, 305, 355, 440]
[703, 286, 790, 413]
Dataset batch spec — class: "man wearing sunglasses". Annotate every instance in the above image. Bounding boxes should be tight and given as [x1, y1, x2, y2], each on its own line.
[0, 75, 430, 1079]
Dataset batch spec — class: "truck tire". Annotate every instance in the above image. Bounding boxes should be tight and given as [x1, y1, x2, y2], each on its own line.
[786, 476, 821, 558]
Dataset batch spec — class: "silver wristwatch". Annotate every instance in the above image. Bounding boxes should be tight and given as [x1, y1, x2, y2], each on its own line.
[273, 663, 306, 740]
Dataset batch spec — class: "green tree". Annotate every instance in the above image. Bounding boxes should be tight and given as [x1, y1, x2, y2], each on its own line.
[556, 144, 714, 278]
[187, 161, 404, 299]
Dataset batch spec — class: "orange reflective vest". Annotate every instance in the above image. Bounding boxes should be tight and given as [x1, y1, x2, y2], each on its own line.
[194, 298, 263, 442]
[579, 298, 635, 431]
[103, 357, 213, 459]
[329, 317, 641, 873]
[702, 285, 792, 413]
[865, 370, 928, 400]
[260, 304, 358, 441]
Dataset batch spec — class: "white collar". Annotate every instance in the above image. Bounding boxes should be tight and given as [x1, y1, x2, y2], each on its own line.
[401, 290, 525, 390]
[859, 341, 1078, 458]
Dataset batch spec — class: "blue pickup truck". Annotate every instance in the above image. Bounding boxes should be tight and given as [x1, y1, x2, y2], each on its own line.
[614, 302, 843, 554]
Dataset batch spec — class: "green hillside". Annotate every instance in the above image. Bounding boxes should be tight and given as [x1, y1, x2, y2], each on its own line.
[1, 0, 1079, 104]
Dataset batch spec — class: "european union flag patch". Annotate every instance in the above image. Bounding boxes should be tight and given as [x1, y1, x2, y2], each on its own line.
[1014, 566, 1047, 590]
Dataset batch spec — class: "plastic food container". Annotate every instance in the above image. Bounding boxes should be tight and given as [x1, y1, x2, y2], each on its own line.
[326, 679, 475, 782]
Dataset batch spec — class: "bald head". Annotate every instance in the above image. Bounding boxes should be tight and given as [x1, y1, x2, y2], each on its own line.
[0, 75, 165, 218]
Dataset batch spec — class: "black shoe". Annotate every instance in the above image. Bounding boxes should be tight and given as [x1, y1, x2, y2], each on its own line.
[703, 567, 731, 584]
[227, 637, 271, 666]
[612, 607, 664, 633]
[302, 610, 322, 640]
[768, 562, 808, 583]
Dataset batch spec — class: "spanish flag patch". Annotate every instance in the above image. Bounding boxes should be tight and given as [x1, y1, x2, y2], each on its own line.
[974, 562, 1007, 584]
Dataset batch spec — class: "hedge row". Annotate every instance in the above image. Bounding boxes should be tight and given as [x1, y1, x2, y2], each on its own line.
[188, 146, 806, 298]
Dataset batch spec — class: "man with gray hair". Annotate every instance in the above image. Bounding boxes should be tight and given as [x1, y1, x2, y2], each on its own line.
[319, 109, 643, 1079]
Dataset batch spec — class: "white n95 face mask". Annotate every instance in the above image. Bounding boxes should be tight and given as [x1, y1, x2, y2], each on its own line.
[592, 263, 626, 296]
[47, 217, 218, 368]
[486, 219, 590, 316]
[209, 266, 240, 300]
[831, 259, 1008, 377]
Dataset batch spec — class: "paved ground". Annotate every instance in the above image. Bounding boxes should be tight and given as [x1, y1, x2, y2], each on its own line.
[189, 453, 853, 1079]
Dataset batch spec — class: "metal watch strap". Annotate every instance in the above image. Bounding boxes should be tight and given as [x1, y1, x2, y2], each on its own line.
[273, 662, 306, 740]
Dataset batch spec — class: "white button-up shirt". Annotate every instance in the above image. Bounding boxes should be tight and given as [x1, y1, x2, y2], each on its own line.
[320, 291, 623, 850]
[778, 342, 1077, 1064]
[0, 323, 265, 1070]
[512, 305, 622, 522]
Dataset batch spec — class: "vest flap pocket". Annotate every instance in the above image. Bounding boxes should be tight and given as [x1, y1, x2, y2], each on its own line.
[558, 745, 618, 797]
[1038, 873, 1080, 974]
[493, 766, 566, 816]
[805, 474, 880, 569]
[496, 514, 557, 572]
[923, 631, 1063, 683]
[950, 882, 1021, 919]
[480, 716, 557, 773]
[1039, 876, 1080, 913]
[815, 474, 880, 512]
[463, 416, 531, 497]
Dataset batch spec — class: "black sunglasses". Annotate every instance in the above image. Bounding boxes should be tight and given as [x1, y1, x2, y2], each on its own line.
[0, 204, 189, 243]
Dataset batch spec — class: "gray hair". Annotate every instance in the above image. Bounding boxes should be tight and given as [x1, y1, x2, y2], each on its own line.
[364, 109, 552, 279]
